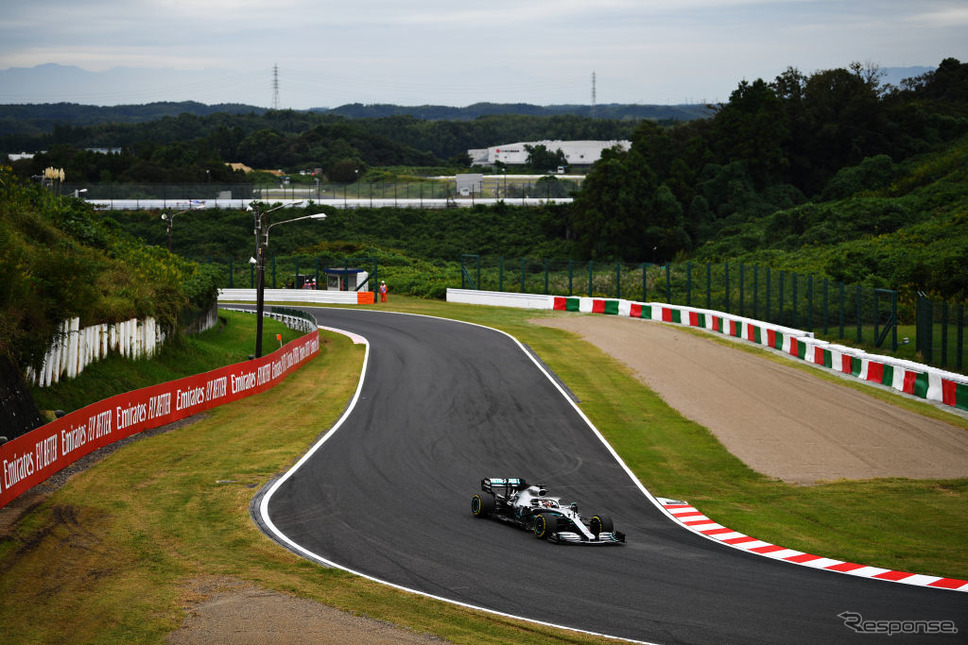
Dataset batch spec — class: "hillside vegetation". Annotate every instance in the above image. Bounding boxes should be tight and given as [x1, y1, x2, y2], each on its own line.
[692, 136, 968, 300]
[569, 59, 968, 274]
[0, 167, 220, 373]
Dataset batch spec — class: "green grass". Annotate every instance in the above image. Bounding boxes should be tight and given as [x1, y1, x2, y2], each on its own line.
[2, 298, 966, 643]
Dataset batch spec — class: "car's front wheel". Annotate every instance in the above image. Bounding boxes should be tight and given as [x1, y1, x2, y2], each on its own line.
[590, 514, 614, 538]
[533, 513, 559, 539]
[471, 493, 495, 518]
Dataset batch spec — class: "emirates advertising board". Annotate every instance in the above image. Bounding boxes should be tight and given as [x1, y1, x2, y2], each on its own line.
[1, 329, 320, 509]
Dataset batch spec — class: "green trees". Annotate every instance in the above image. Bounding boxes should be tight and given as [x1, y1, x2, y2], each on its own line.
[569, 58, 968, 269]
[571, 132, 690, 261]
[524, 144, 567, 172]
[713, 79, 790, 189]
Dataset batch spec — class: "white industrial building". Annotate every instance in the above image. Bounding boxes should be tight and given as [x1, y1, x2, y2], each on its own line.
[467, 140, 631, 168]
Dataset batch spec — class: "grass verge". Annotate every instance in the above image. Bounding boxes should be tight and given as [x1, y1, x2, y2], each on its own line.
[1, 299, 965, 643]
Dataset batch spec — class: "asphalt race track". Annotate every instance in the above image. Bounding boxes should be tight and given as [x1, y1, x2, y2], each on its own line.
[257, 307, 966, 644]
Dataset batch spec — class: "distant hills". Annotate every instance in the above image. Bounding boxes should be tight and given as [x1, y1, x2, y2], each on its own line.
[0, 62, 933, 135]
[0, 100, 713, 138]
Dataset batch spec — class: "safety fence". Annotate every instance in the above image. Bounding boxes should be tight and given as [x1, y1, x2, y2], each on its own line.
[459, 255, 968, 375]
[447, 288, 968, 412]
[1, 328, 320, 509]
[61, 178, 579, 207]
[916, 296, 967, 374]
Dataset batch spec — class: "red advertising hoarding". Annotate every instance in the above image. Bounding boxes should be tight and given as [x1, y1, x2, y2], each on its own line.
[1, 329, 320, 509]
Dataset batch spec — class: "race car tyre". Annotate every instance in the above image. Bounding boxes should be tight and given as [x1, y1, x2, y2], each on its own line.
[590, 514, 614, 538]
[533, 513, 559, 539]
[471, 493, 495, 518]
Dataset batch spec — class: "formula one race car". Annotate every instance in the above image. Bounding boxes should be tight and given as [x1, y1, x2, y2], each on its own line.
[470, 477, 625, 544]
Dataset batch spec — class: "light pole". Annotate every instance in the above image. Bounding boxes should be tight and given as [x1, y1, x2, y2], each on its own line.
[161, 206, 197, 252]
[248, 201, 327, 357]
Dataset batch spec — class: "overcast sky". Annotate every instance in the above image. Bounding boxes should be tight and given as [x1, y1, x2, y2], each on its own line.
[1, 0, 966, 108]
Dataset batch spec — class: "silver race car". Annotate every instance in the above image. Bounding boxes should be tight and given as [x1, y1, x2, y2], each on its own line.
[470, 477, 625, 544]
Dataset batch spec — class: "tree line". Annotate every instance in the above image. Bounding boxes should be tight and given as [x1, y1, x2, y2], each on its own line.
[4, 109, 648, 184]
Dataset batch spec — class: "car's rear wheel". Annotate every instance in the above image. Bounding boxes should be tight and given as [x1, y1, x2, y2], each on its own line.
[471, 493, 495, 518]
[590, 514, 613, 538]
[533, 513, 559, 539]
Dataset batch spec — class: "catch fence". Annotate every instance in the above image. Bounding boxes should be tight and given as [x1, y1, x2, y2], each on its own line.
[61, 178, 579, 207]
[459, 255, 965, 375]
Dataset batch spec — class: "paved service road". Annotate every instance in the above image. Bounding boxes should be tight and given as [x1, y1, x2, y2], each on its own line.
[260, 308, 966, 644]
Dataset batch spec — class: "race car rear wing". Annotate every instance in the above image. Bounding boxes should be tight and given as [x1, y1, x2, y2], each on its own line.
[481, 477, 528, 498]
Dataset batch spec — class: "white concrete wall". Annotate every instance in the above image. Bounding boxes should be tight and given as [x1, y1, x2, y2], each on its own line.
[27, 316, 167, 388]
[218, 288, 363, 304]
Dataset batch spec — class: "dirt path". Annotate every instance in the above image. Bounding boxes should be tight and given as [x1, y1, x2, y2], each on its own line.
[538, 314, 968, 484]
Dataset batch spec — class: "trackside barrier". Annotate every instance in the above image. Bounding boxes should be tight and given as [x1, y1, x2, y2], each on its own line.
[26, 316, 167, 388]
[219, 306, 318, 335]
[218, 288, 375, 305]
[446, 288, 968, 411]
[0, 329, 320, 509]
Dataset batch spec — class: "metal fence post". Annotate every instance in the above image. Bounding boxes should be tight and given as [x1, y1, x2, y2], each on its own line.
[641, 263, 647, 302]
[686, 262, 693, 306]
[666, 263, 672, 303]
[706, 263, 711, 309]
[807, 275, 813, 332]
[778, 271, 785, 326]
[942, 302, 950, 367]
[822, 279, 829, 335]
[957, 304, 965, 371]
[916, 294, 933, 364]
[765, 267, 771, 322]
[839, 282, 846, 339]
[753, 265, 759, 319]
[739, 263, 745, 317]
